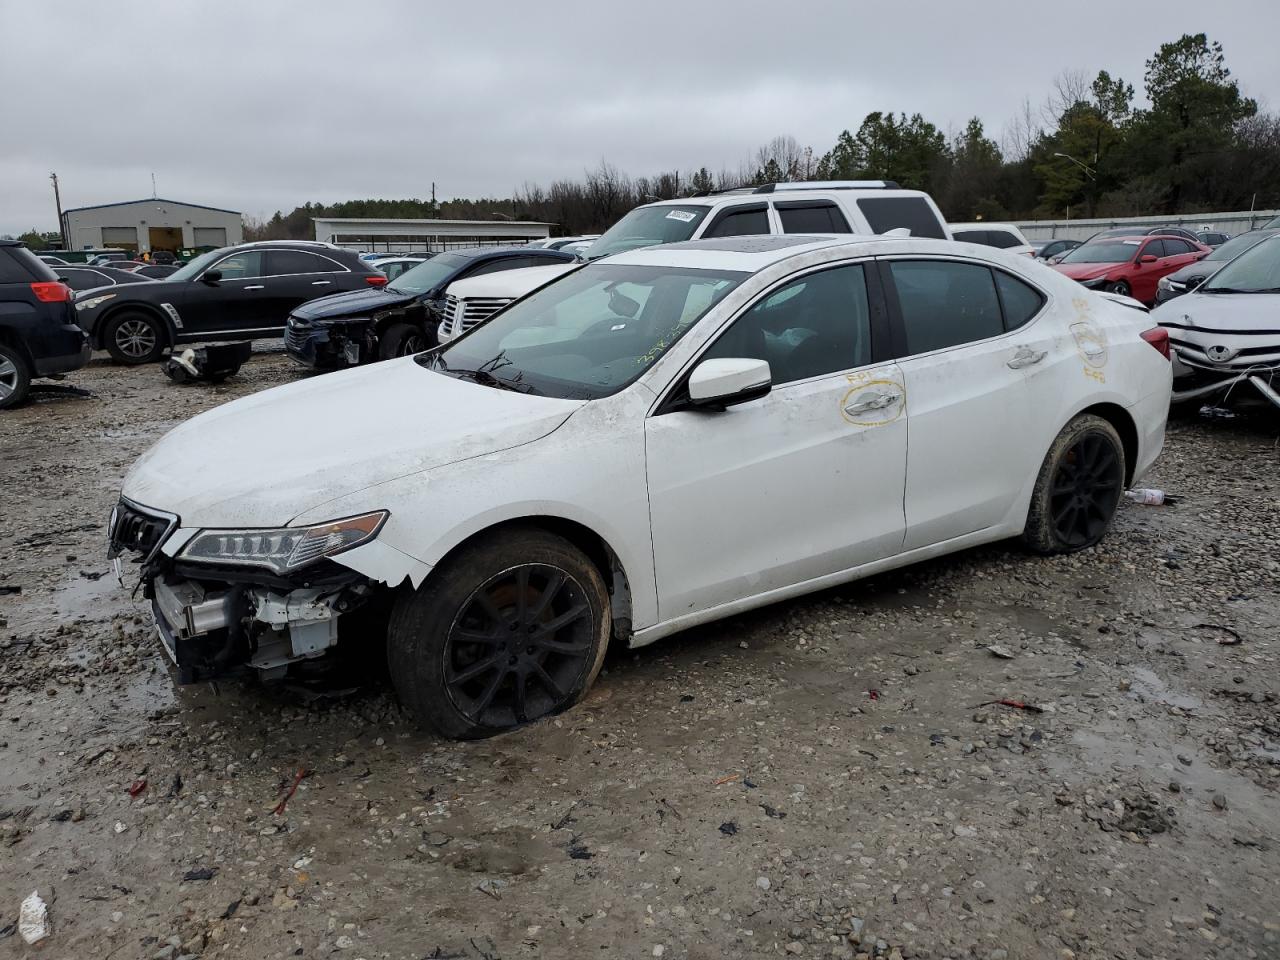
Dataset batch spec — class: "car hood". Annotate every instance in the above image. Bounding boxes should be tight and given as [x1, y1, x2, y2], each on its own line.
[290, 285, 419, 322]
[1166, 260, 1219, 283]
[122, 357, 583, 528]
[1153, 292, 1280, 332]
[1053, 262, 1122, 281]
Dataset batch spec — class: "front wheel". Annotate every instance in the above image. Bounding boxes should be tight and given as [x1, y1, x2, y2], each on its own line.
[1022, 414, 1126, 554]
[0, 343, 32, 410]
[387, 528, 611, 739]
[1106, 280, 1132, 297]
[378, 322, 432, 361]
[104, 311, 166, 364]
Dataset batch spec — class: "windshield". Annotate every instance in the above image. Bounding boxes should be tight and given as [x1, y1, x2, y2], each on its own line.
[1200, 236, 1280, 293]
[585, 205, 711, 260]
[426, 263, 746, 399]
[1205, 232, 1273, 262]
[1060, 241, 1141, 264]
[166, 248, 227, 282]
[387, 253, 469, 294]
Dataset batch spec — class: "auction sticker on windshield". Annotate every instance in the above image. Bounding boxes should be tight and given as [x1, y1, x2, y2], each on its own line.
[666, 210, 698, 222]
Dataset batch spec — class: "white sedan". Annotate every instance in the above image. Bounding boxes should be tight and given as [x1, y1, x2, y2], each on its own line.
[111, 235, 1172, 739]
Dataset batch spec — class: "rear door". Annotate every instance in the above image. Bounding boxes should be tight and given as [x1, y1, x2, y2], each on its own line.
[265, 249, 351, 324]
[775, 200, 853, 235]
[880, 257, 1036, 549]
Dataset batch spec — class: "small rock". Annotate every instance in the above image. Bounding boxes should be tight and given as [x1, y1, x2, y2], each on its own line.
[987, 645, 1015, 659]
[1212, 794, 1228, 811]
[719, 821, 738, 836]
[953, 825, 978, 838]
[335, 935, 355, 949]
[785, 942, 805, 955]
[756, 876, 771, 891]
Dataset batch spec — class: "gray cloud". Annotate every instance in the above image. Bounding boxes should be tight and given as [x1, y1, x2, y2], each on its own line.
[2, 0, 1277, 235]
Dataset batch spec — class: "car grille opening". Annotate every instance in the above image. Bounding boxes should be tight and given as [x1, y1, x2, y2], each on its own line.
[109, 500, 177, 562]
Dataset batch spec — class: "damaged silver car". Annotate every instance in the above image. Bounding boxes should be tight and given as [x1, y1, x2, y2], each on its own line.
[1154, 234, 1280, 410]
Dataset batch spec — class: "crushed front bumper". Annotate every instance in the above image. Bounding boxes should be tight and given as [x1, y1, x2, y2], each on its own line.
[284, 317, 371, 369]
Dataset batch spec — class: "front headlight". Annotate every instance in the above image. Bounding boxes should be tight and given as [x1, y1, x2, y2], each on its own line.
[1079, 277, 1108, 289]
[179, 511, 388, 573]
[76, 293, 117, 311]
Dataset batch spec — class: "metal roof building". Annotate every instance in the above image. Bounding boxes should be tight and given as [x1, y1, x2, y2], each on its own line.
[312, 217, 552, 252]
[61, 198, 243, 255]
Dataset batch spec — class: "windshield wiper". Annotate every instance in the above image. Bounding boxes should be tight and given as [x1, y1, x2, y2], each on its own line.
[446, 367, 541, 395]
[1201, 286, 1257, 294]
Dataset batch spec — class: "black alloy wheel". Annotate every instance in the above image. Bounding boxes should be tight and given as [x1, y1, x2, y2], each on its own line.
[1048, 433, 1124, 548]
[444, 564, 594, 728]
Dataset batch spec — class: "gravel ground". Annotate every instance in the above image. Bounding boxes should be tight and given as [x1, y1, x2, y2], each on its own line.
[1, 352, 1278, 960]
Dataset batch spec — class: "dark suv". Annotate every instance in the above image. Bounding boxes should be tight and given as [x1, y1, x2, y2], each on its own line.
[0, 241, 90, 409]
[285, 246, 575, 368]
[73, 241, 387, 364]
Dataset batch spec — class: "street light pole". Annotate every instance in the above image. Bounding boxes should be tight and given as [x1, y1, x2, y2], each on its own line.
[50, 172, 65, 250]
[1053, 152, 1096, 180]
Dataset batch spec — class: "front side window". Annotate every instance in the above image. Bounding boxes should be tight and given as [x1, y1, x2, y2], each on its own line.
[890, 260, 1003, 354]
[212, 251, 264, 280]
[704, 206, 771, 239]
[586, 205, 711, 260]
[430, 264, 746, 399]
[700, 264, 872, 384]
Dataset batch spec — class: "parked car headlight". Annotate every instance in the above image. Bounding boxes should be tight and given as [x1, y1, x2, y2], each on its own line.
[1079, 277, 1108, 289]
[76, 293, 117, 311]
[179, 511, 388, 573]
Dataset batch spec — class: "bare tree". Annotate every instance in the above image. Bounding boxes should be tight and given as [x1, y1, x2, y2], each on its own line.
[1001, 97, 1043, 162]
[1042, 69, 1091, 126]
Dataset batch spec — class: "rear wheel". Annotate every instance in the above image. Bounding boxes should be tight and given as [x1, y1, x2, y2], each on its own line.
[104, 311, 166, 364]
[378, 322, 431, 361]
[387, 528, 610, 739]
[1022, 414, 1126, 554]
[0, 343, 32, 410]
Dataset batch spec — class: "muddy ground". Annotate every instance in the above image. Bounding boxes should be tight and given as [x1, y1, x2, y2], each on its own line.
[1, 351, 1278, 960]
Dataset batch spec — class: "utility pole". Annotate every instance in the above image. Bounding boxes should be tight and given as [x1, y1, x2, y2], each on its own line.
[431, 181, 436, 216]
[151, 172, 157, 199]
[50, 172, 65, 250]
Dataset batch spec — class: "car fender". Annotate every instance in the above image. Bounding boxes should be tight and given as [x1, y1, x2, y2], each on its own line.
[94, 299, 175, 348]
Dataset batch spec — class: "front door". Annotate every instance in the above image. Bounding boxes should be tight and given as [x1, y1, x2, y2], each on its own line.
[185, 249, 276, 339]
[879, 258, 1035, 549]
[645, 261, 908, 619]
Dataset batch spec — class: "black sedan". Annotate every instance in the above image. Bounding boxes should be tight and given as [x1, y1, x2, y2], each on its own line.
[1154, 229, 1280, 304]
[72, 241, 386, 363]
[1031, 238, 1081, 262]
[285, 246, 574, 368]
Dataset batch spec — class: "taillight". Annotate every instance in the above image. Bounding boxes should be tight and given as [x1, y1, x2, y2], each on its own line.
[365, 275, 387, 286]
[31, 281, 72, 303]
[1140, 326, 1171, 360]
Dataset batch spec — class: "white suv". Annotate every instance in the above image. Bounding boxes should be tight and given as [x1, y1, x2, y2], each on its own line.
[950, 222, 1035, 257]
[438, 264, 578, 342]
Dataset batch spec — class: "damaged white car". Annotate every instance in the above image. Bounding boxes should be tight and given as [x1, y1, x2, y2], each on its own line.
[1154, 233, 1280, 410]
[111, 234, 1172, 739]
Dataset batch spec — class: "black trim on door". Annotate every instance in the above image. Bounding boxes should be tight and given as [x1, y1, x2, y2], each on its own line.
[703, 203, 770, 237]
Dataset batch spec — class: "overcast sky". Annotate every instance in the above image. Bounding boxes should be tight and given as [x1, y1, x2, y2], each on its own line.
[2, 0, 1277, 235]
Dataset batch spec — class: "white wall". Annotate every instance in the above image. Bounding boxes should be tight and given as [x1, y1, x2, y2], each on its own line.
[1014, 209, 1279, 241]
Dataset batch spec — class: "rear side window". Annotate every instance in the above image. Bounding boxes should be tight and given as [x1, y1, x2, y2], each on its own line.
[704, 205, 771, 239]
[1143, 240, 1166, 258]
[0, 246, 56, 283]
[58, 269, 114, 291]
[1163, 239, 1194, 255]
[889, 260, 1004, 354]
[776, 202, 852, 234]
[465, 257, 527, 278]
[993, 271, 1045, 330]
[701, 264, 872, 384]
[952, 229, 989, 245]
[986, 230, 1023, 250]
[268, 250, 341, 275]
[857, 197, 947, 240]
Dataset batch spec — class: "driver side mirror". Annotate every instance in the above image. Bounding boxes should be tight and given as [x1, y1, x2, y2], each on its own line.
[201, 269, 222, 284]
[1138, 255, 1158, 264]
[687, 358, 771, 410]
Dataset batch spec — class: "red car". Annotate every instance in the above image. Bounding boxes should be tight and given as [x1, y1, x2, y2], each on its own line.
[1051, 234, 1210, 304]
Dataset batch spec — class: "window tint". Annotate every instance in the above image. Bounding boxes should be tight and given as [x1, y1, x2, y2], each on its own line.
[1143, 240, 1166, 258]
[890, 260, 1003, 354]
[1164, 238, 1193, 255]
[704, 205, 771, 239]
[856, 196, 947, 239]
[777, 202, 852, 234]
[465, 257, 527, 278]
[211, 251, 264, 279]
[994, 271, 1045, 331]
[986, 230, 1023, 250]
[952, 229, 989, 245]
[268, 250, 339, 276]
[701, 264, 872, 385]
[58, 269, 114, 291]
[0, 250, 32, 283]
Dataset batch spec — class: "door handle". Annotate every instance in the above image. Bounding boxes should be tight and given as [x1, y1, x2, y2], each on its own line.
[1006, 347, 1047, 369]
[844, 390, 901, 415]
[243, 285, 265, 291]
[311, 280, 333, 286]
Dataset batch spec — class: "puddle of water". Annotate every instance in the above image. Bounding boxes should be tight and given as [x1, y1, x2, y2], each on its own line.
[1128, 666, 1203, 711]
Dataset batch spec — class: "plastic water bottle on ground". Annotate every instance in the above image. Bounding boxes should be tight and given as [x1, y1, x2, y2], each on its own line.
[1125, 488, 1168, 506]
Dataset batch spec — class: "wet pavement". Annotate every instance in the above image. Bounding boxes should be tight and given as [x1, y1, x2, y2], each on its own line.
[1, 352, 1279, 959]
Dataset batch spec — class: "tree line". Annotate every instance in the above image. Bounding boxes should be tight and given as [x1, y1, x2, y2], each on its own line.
[243, 33, 1278, 241]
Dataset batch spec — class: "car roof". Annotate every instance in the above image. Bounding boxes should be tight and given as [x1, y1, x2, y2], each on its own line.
[444, 246, 572, 261]
[950, 222, 1021, 232]
[601, 234, 920, 271]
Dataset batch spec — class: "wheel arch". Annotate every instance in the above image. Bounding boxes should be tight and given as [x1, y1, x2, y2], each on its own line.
[1072, 401, 1139, 486]
[426, 515, 636, 643]
[0, 326, 35, 369]
[94, 302, 174, 350]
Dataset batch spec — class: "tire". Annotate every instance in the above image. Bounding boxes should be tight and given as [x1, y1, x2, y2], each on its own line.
[104, 311, 166, 364]
[387, 527, 611, 739]
[378, 322, 432, 361]
[0, 343, 32, 410]
[1106, 280, 1132, 297]
[1022, 414, 1126, 554]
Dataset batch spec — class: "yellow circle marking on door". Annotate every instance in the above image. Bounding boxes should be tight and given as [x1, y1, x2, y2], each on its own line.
[841, 378, 906, 426]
